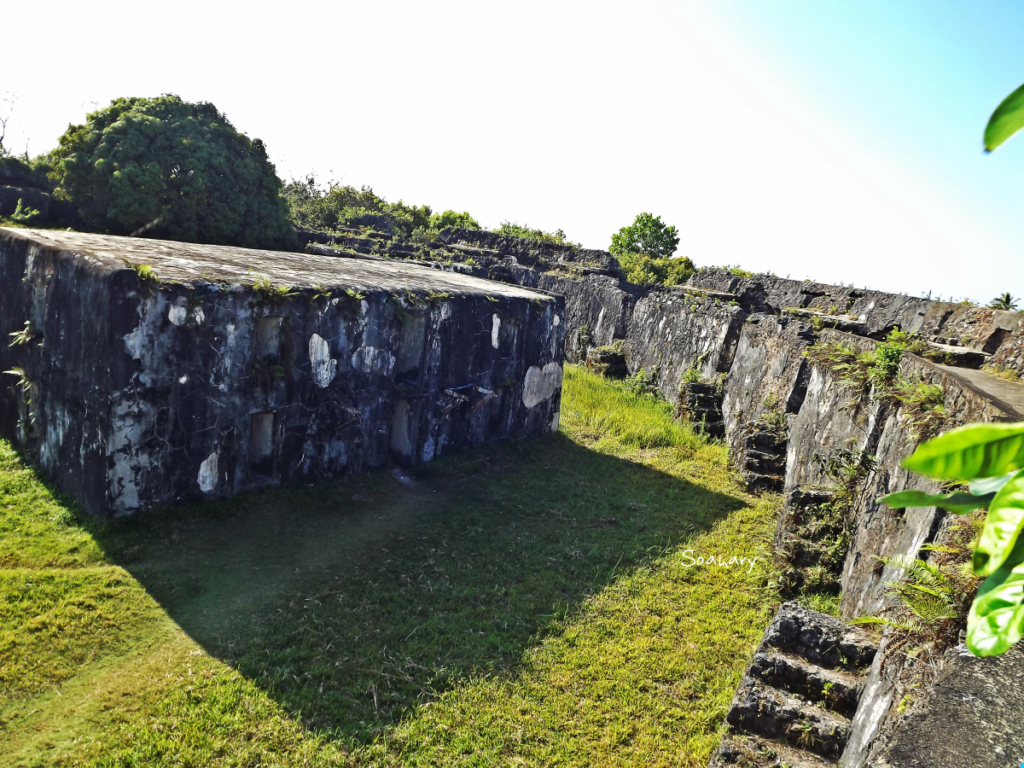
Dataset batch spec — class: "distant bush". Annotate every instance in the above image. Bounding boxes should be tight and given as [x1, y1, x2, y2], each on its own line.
[616, 252, 696, 287]
[429, 209, 481, 231]
[0, 155, 52, 190]
[609, 212, 691, 286]
[494, 221, 575, 246]
[50, 95, 297, 250]
[285, 176, 445, 241]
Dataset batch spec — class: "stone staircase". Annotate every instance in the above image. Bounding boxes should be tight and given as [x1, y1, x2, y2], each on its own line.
[735, 421, 787, 492]
[710, 603, 878, 768]
[676, 381, 726, 439]
[774, 488, 844, 598]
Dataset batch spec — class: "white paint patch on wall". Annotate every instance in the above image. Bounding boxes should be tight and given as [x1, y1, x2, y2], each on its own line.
[123, 326, 145, 359]
[522, 362, 563, 408]
[198, 451, 219, 493]
[352, 346, 395, 375]
[168, 302, 188, 326]
[309, 333, 337, 388]
[491, 314, 501, 349]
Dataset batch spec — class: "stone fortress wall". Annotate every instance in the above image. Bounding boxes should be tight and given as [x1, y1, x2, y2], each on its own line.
[3, 215, 1022, 764]
[0, 228, 565, 517]
[310, 225, 1023, 767]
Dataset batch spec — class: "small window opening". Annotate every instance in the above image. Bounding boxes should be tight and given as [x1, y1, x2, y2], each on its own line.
[255, 316, 283, 358]
[249, 412, 276, 476]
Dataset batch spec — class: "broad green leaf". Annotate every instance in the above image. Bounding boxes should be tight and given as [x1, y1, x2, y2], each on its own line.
[902, 422, 1024, 480]
[878, 489, 993, 515]
[984, 83, 1024, 152]
[967, 538, 1024, 656]
[969, 471, 1018, 496]
[973, 469, 1024, 575]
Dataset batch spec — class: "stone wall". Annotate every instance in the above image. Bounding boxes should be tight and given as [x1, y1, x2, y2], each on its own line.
[0, 228, 565, 516]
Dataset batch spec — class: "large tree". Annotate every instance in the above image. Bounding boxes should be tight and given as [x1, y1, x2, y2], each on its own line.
[50, 95, 297, 250]
[609, 212, 679, 259]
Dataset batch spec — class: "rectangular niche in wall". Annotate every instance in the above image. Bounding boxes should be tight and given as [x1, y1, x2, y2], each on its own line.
[254, 316, 283, 358]
[249, 411, 277, 477]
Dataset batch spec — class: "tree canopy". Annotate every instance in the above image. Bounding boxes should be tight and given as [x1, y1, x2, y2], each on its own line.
[609, 212, 679, 260]
[50, 95, 297, 250]
[609, 212, 692, 286]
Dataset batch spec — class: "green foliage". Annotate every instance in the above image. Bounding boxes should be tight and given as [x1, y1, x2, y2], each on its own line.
[804, 335, 948, 438]
[429, 209, 481, 231]
[989, 292, 1018, 311]
[888, 377, 947, 440]
[723, 265, 754, 279]
[49, 95, 297, 250]
[880, 422, 1024, 655]
[854, 515, 983, 681]
[982, 364, 1021, 382]
[881, 488, 994, 515]
[901, 422, 1024, 480]
[870, 340, 904, 384]
[251, 274, 295, 302]
[7, 321, 35, 347]
[284, 175, 443, 241]
[10, 198, 41, 223]
[759, 392, 787, 435]
[609, 212, 679, 260]
[3, 366, 31, 392]
[984, 83, 1024, 152]
[622, 366, 661, 399]
[494, 221, 574, 246]
[617, 251, 696, 287]
[855, 553, 974, 636]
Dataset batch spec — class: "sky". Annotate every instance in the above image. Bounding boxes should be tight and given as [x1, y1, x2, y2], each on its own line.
[2, 0, 1023, 302]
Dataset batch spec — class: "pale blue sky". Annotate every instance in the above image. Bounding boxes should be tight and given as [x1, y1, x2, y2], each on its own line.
[2, 0, 1022, 302]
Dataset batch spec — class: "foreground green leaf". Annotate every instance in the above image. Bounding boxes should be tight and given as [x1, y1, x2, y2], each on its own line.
[969, 471, 1018, 496]
[984, 83, 1024, 152]
[967, 538, 1024, 656]
[878, 489, 993, 515]
[902, 422, 1024, 479]
[973, 470, 1024, 575]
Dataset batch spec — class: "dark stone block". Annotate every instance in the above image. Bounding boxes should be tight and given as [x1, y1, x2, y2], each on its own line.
[0, 228, 565, 516]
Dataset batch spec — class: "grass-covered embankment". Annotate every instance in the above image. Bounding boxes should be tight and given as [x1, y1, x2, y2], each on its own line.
[0, 366, 781, 767]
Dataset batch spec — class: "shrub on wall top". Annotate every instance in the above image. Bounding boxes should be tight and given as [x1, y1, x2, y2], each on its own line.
[50, 95, 298, 251]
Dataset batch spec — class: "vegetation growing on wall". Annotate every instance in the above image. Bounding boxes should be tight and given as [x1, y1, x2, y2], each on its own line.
[283, 176, 435, 240]
[608, 213, 694, 287]
[493, 221, 575, 246]
[49, 95, 298, 251]
[804, 330, 948, 440]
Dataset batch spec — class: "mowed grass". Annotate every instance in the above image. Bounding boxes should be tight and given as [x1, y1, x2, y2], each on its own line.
[0, 365, 782, 767]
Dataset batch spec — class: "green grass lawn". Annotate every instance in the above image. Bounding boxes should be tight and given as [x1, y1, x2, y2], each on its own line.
[0, 366, 782, 767]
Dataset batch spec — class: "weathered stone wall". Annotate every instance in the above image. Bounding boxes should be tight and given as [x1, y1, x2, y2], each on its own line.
[721, 314, 814, 454]
[0, 228, 565, 516]
[624, 289, 742, 402]
[689, 267, 1024, 374]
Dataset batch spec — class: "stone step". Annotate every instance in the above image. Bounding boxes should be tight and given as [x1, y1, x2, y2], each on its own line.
[786, 538, 843, 569]
[786, 487, 835, 508]
[743, 431, 786, 451]
[680, 381, 720, 397]
[747, 651, 862, 717]
[743, 449, 787, 474]
[724, 679, 851, 759]
[741, 470, 785, 493]
[711, 733, 837, 768]
[762, 602, 877, 672]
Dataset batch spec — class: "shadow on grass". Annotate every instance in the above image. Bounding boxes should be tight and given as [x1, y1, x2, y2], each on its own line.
[86, 433, 748, 745]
